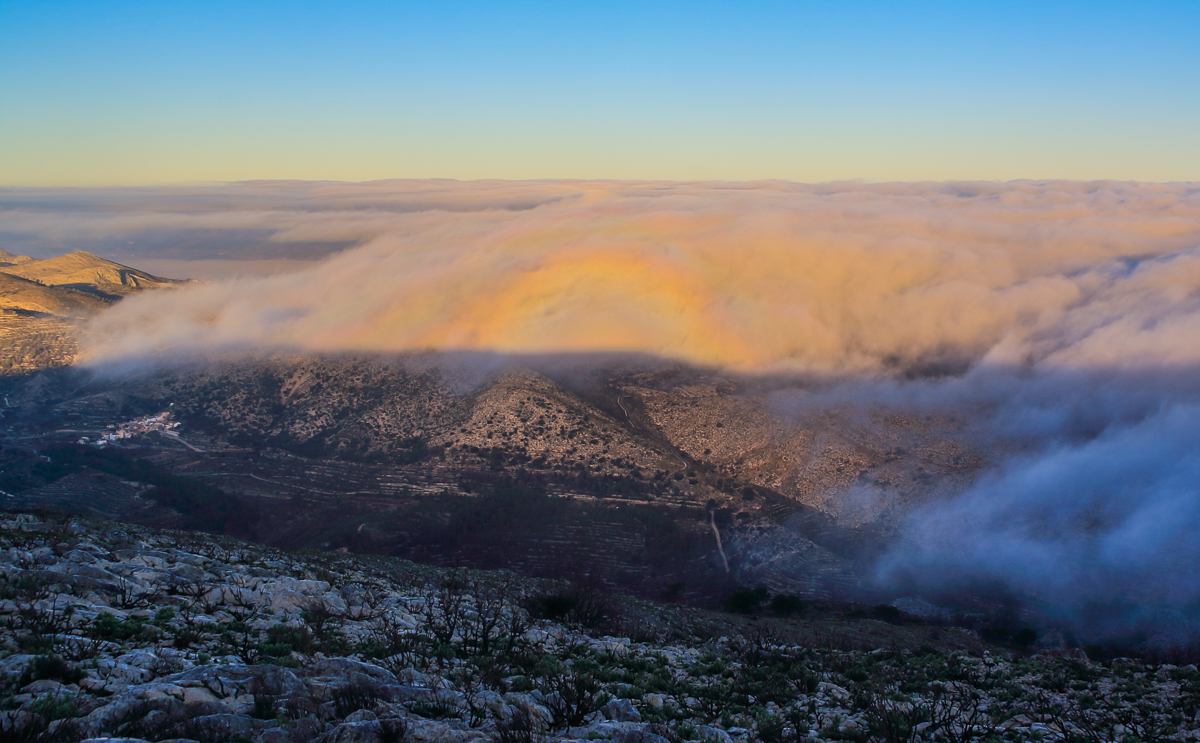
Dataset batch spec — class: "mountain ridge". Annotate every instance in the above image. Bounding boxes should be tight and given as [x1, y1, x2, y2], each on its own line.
[0, 352, 985, 608]
[0, 271, 111, 318]
[0, 248, 33, 267]
[0, 250, 189, 374]
[0, 250, 190, 297]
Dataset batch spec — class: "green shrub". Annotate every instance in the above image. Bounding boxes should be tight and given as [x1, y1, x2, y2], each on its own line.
[266, 623, 314, 654]
[173, 627, 203, 648]
[527, 587, 613, 629]
[542, 668, 611, 730]
[332, 684, 380, 719]
[30, 691, 80, 721]
[726, 587, 769, 614]
[769, 594, 805, 616]
[379, 717, 409, 743]
[251, 694, 277, 720]
[531, 593, 577, 621]
[91, 612, 147, 641]
[1012, 627, 1037, 649]
[21, 655, 85, 686]
[871, 605, 903, 624]
[493, 705, 542, 743]
[259, 641, 294, 658]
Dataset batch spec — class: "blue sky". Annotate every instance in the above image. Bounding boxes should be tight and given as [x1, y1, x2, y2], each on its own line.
[1, 0, 1197, 184]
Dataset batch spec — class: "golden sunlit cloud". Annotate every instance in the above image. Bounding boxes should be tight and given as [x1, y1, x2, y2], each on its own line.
[77, 179, 1200, 374]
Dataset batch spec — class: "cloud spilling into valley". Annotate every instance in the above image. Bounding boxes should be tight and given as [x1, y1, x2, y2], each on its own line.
[8, 178, 1200, 635]
[877, 400, 1200, 639]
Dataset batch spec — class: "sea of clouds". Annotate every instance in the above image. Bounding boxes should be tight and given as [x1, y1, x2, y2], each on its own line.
[4, 178, 1200, 637]
[4, 179, 1192, 373]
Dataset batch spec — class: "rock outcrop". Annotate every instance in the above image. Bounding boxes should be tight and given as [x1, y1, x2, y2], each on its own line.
[2, 511, 1197, 743]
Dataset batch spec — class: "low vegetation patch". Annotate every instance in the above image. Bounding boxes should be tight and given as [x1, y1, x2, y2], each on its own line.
[1, 510, 1198, 743]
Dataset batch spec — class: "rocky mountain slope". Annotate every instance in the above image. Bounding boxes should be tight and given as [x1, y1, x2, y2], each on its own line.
[0, 273, 110, 318]
[3, 510, 1198, 743]
[50, 355, 985, 519]
[0, 254, 996, 612]
[0, 353, 993, 606]
[0, 251, 186, 298]
[0, 273, 108, 375]
[0, 251, 189, 375]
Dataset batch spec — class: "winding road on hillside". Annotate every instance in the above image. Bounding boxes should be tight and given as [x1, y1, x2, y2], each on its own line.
[618, 393, 689, 472]
[616, 395, 637, 429]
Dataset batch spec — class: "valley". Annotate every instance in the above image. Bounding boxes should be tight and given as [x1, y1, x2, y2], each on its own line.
[0, 248, 1102, 648]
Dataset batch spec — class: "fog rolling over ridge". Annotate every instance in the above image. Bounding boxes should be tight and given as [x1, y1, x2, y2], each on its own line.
[12, 178, 1200, 635]
[51, 179, 1200, 372]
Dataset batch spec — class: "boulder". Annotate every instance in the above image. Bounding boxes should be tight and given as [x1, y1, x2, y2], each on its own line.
[166, 663, 310, 700]
[97, 659, 155, 688]
[602, 698, 642, 722]
[181, 686, 219, 705]
[613, 729, 671, 743]
[407, 718, 487, 743]
[80, 694, 184, 738]
[696, 725, 733, 743]
[258, 717, 327, 743]
[21, 679, 63, 694]
[169, 564, 207, 583]
[303, 658, 398, 686]
[318, 721, 383, 743]
[178, 713, 271, 741]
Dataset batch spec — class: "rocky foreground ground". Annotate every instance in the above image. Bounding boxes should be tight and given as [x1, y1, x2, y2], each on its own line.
[2, 511, 1198, 743]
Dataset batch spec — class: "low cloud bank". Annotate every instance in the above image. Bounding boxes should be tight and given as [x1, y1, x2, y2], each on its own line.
[11, 178, 1200, 635]
[879, 400, 1200, 640]
[65, 179, 1200, 373]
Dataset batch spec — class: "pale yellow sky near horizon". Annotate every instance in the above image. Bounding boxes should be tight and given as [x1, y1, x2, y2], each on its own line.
[4, 135, 1197, 188]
